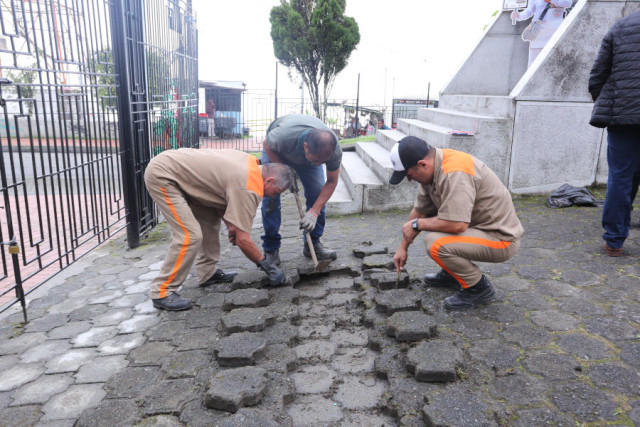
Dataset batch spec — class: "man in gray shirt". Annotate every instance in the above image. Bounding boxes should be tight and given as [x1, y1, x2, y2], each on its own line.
[261, 114, 342, 264]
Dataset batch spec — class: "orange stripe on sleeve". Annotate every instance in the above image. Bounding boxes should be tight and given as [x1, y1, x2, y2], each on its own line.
[441, 149, 475, 176]
[430, 236, 511, 289]
[159, 187, 191, 299]
[246, 156, 264, 198]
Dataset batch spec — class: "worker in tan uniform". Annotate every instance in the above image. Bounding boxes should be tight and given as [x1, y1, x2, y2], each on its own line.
[389, 137, 523, 310]
[144, 148, 294, 311]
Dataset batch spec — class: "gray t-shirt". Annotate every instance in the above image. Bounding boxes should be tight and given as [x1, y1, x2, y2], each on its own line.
[265, 114, 342, 171]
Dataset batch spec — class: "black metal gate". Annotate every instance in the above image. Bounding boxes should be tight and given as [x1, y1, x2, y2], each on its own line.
[0, 0, 198, 320]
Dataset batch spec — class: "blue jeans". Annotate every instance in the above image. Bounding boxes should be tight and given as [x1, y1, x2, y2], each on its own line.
[261, 150, 326, 251]
[602, 126, 640, 249]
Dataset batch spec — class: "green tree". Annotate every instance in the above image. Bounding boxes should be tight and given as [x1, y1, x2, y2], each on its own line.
[270, 0, 360, 119]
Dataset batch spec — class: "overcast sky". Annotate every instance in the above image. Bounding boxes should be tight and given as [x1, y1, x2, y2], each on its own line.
[192, 0, 504, 106]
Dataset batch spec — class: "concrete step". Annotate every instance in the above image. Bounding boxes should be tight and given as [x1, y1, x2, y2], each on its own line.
[327, 152, 384, 215]
[375, 128, 405, 151]
[438, 94, 515, 118]
[396, 118, 464, 149]
[417, 108, 509, 134]
[355, 141, 395, 183]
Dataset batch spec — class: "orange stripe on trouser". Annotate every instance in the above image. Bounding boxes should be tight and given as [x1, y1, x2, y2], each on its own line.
[158, 187, 190, 299]
[429, 236, 512, 289]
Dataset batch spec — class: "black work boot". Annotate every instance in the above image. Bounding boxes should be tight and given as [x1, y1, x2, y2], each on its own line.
[303, 240, 337, 261]
[424, 269, 462, 290]
[444, 275, 495, 310]
[264, 249, 281, 266]
[199, 268, 238, 287]
[152, 292, 193, 311]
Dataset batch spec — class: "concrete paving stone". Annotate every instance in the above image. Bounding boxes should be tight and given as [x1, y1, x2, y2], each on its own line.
[294, 340, 336, 363]
[230, 270, 270, 289]
[109, 293, 148, 308]
[587, 362, 640, 395]
[105, 366, 162, 399]
[75, 398, 140, 427]
[75, 354, 129, 383]
[291, 366, 337, 394]
[0, 331, 48, 355]
[522, 351, 582, 381]
[407, 341, 462, 382]
[515, 264, 555, 281]
[258, 344, 297, 373]
[555, 295, 608, 316]
[20, 339, 71, 363]
[363, 307, 387, 329]
[161, 349, 211, 379]
[222, 308, 276, 334]
[121, 279, 152, 294]
[331, 348, 376, 374]
[223, 288, 269, 310]
[40, 383, 106, 421]
[129, 341, 175, 366]
[491, 276, 531, 292]
[213, 332, 267, 367]
[530, 310, 580, 331]
[550, 382, 618, 423]
[268, 286, 299, 304]
[90, 308, 135, 327]
[324, 276, 356, 290]
[71, 326, 118, 347]
[119, 267, 151, 281]
[449, 316, 500, 340]
[0, 363, 44, 391]
[322, 292, 358, 307]
[0, 354, 19, 372]
[217, 408, 293, 427]
[422, 388, 494, 427]
[585, 316, 640, 341]
[511, 407, 576, 427]
[500, 322, 553, 349]
[146, 320, 187, 341]
[1, 405, 43, 427]
[117, 314, 161, 334]
[488, 372, 548, 406]
[352, 243, 388, 258]
[367, 327, 397, 353]
[296, 282, 329, 299]
[45, 348, 97, 374]
[507, 289, 555, 310]
[203, 366, 268, 413]
[297, 318, 334, 339]
[137, 414, 186, 426]
[334, 375, 386, 410]
[196, 292, 225, 308]
[24, 313, 69, 333]
[9, 373, 73, 406]
[375, 346, 406, 380]
[368, 271, 410, 290]
[255, 371, 296, 412]
[467, 339, 521, 370]
[286, 396, 343, 426]
[560, 269, 601, 287]
[142, 378, 199, 415]
[86, 289, 124, 305]
[386, 376, 440, 420]
[475, 302, 526, 323]
[67, 304, 109, 322]
[172, 326, 220, 351]
[620, 341, 640, 367]
[629, 400, 640, 426]
[534, 279, 579, 297]
[67, 285, 103, 300]
[375, 289, 421, 314]
[341, 411, 397, 426]
[86, 273, 118, 287]
[259, 322, 297, 345]
[555, 333, 613, 361]
[178, 399, 229, 427]
[98, 332, 146, 355]
[362, 254, 395, 270]
[134, 299, 157, 315]
[330, 329, 369, 347]
[266, 302, 300, 322]
[47, 321, 92, 340]
[386, 311, 437, 342]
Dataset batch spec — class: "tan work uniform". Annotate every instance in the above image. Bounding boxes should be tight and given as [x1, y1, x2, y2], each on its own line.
[144, 149, 263, 299]
[415, 148, 524, 288]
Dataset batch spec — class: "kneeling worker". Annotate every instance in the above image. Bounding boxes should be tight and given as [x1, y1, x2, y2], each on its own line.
[144, 148, 294, 311]
[389, 137, 523, 310]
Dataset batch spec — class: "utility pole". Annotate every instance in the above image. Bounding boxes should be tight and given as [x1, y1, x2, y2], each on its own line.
[300, 80, 304, 114]
[274, 62, 278, 119]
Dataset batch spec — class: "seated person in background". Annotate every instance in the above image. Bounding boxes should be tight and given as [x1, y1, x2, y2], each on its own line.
[378, 117, 390, 130]
[366, 120, 376, 136]
[344, 117, 360, 138]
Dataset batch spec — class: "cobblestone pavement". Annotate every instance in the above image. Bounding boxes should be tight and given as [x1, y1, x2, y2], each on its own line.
[0, 191, 639, 426]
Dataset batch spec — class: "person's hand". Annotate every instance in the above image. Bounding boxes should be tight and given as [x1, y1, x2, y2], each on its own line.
[394, 247, 408, 273]
[511, 10, 519, 20]
[299, 209, 319, 232]
[257, 256, 286, 285]
[401, 221, 420, 244]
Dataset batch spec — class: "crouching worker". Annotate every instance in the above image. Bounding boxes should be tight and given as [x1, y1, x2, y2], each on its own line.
[389, 137, 523, 310]
[144, 148, 294, 311]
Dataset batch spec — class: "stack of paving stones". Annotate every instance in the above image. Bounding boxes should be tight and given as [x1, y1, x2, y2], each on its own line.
[0, 192, 639, 426]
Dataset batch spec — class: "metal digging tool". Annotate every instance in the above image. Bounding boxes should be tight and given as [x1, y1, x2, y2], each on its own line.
[290, 180, 332, 272]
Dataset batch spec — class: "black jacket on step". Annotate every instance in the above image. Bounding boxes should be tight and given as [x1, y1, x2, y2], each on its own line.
[588, 10, 640, 128]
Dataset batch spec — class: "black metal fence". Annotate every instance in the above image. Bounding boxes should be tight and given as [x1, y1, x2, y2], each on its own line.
[0, 0, 198, 320]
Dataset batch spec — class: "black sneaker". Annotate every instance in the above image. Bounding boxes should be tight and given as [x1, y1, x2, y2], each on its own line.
[303, 240, 337, 261]
[199, 269, 238, 287]
[264, 249, 281, 266]
[424, 269, 461, 290]
[152, 292, 193, 311]
[444, 275, 495, 310]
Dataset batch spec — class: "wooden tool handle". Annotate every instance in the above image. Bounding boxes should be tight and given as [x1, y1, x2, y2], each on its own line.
[292, 188, 319, 265]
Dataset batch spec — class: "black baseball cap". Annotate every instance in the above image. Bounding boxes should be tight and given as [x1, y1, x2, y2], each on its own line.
[389, 136, 431, 185]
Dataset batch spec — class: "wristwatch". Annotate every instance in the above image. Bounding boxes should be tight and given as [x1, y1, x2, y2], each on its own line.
[411, 218, 419, 231]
